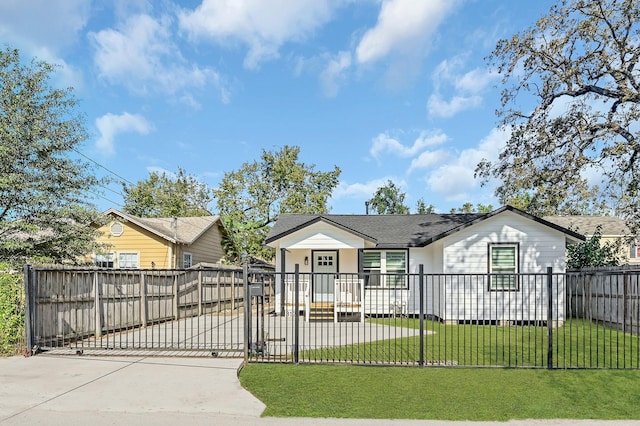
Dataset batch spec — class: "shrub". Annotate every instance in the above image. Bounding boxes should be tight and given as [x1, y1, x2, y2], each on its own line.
[0, 269, 25, 355]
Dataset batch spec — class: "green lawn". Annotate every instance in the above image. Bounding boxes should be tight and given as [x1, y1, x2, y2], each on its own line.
[240, 364, 640, 420]
[295, 318, 640, 368]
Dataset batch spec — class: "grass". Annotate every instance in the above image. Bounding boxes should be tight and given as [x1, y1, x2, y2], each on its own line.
[295, 317, 640, 368]
[240, 363, 640, 420]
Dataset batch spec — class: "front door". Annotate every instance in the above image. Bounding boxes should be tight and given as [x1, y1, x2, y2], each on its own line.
[313, 251, 337, 302]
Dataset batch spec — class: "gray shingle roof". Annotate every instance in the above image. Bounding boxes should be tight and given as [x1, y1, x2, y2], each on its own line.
[104, 209, 221, 244]
[266, 206, 585, 248]
[543, 215, 630, 237]
[266, 213, 484, 248]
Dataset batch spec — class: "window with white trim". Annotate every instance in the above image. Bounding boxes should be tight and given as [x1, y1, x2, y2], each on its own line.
[94, 253, 114, 268]
[118, 252, 139, 269]
[183, 252, 193, 268]
[489, 243, 518, 291]
[630, 242, 640, 259]
[363, 250, 407, 288]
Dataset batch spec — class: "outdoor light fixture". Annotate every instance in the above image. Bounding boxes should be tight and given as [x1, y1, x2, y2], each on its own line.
[304, 256, 309, 265]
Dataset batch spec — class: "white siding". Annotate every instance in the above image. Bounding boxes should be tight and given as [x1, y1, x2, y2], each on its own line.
[364, 288, 409, 315]
[438, 211, 566, 322]
[441, 211, 567, 274]
[407, 245, 441, 317]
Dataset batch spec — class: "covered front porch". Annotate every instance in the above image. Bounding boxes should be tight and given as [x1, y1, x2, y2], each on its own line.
[274, 246, 412, 322]
[281, 271, 366, 322]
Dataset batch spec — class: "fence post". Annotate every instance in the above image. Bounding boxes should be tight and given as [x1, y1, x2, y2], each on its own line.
[217, 270, 222, 313]
[547, 266, 553, 369]
[197, 269, 203, 316]
[93, 271, 102, 339]
[140, 271, 147, 327]
[623, 271, 629, 336]
[419, 264, 424, 367]
[23, 265, 34, 354]
[243, 263, 250, 363]
[294, 264, 300, 364]
[280, 248, 286, 315]
[231, 270, 236, 312]
[173, 275, 179, 320]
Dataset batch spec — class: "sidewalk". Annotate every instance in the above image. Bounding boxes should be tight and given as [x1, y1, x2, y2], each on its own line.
[1, 355, 639, 426]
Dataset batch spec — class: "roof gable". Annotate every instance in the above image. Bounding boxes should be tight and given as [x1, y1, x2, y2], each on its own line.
[103, 208, 221, 245]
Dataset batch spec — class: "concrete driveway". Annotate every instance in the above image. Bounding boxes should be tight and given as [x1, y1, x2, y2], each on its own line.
[1, 355, 639, 426]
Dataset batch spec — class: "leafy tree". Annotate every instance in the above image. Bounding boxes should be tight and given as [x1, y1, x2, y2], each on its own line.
[415, 198, 435, 214]
[476, 0, 639, 225]
[449, 203, 494, 214]
[367, 180, 409, 214]
[215, 146, 341, 262]
[567, 226, 621, 268]
[122, 167, 213, 217]
[0, 47, 106, 266]
[476, 203, 494, 213]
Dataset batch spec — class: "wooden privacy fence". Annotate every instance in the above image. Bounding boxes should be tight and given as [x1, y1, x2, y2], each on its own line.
[567, 267, 640, 336]
[24, 265, 273, 355]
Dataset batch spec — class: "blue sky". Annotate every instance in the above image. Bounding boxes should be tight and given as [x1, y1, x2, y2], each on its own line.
[0, 0, 554, 215]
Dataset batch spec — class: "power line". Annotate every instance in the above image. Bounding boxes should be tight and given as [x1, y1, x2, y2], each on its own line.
[72, 149, 208, 226]
[72, 147, 135, 186]
[88, 190, 124, 209]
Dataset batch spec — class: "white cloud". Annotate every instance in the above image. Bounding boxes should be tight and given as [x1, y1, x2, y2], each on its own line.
[426, 127, 510, 201]
[333, 177, 407, 200]
[355, 0, 459, 65]
[89, 14, 226, 103]
[95, 112, 153, 155]
[320, 51, 352, 97]
[428, 58, 498, 118]
[370, 131, 448, 159]
[179, 0, 338, 69]
[0, 0, 90, 91]
[427, 94, 483, 118]
[0, 0, 90, 50]
[408, 150, 450, 174]
[455, 68, 497, 94]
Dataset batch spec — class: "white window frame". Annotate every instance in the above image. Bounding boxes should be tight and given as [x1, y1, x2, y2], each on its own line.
[630, 242, 640, 259]
[94, 253, 115, 268]
[488, 243, 519, 291]
[362, 250, 408, 289]
[118, 252, 139, 269]
[183, 252, 193, 269]
[110, 222, 124, 237]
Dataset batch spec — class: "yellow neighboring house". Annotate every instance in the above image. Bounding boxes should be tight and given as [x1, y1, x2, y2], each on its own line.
[93, 208, 226, 269]
[544, 215, 640, 265]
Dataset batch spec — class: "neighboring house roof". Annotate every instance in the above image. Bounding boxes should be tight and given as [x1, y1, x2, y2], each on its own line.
[103, 208, 222, 245]
[543, 216, 631, 237]
[266, 205, 584, 249]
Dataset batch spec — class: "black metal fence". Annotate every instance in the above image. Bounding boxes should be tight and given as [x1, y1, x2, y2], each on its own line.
[246, 266, 640, 369]
[24, 264, 640, 368]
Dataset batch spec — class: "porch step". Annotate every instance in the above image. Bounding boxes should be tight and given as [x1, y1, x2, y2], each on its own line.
[309, 302, 334, 321]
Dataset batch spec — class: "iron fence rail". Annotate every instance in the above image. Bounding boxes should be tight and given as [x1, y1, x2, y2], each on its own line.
[23, 265, 640, 368]
[247, 267, 640, 369]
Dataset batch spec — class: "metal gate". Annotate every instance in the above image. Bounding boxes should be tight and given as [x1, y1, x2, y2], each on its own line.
[24, 265, 273, 357]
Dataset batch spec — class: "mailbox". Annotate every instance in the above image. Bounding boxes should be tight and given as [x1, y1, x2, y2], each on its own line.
[249, 283, 263, 297]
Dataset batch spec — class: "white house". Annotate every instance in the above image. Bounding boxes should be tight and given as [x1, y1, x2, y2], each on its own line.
[265, 206, 584, 324]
